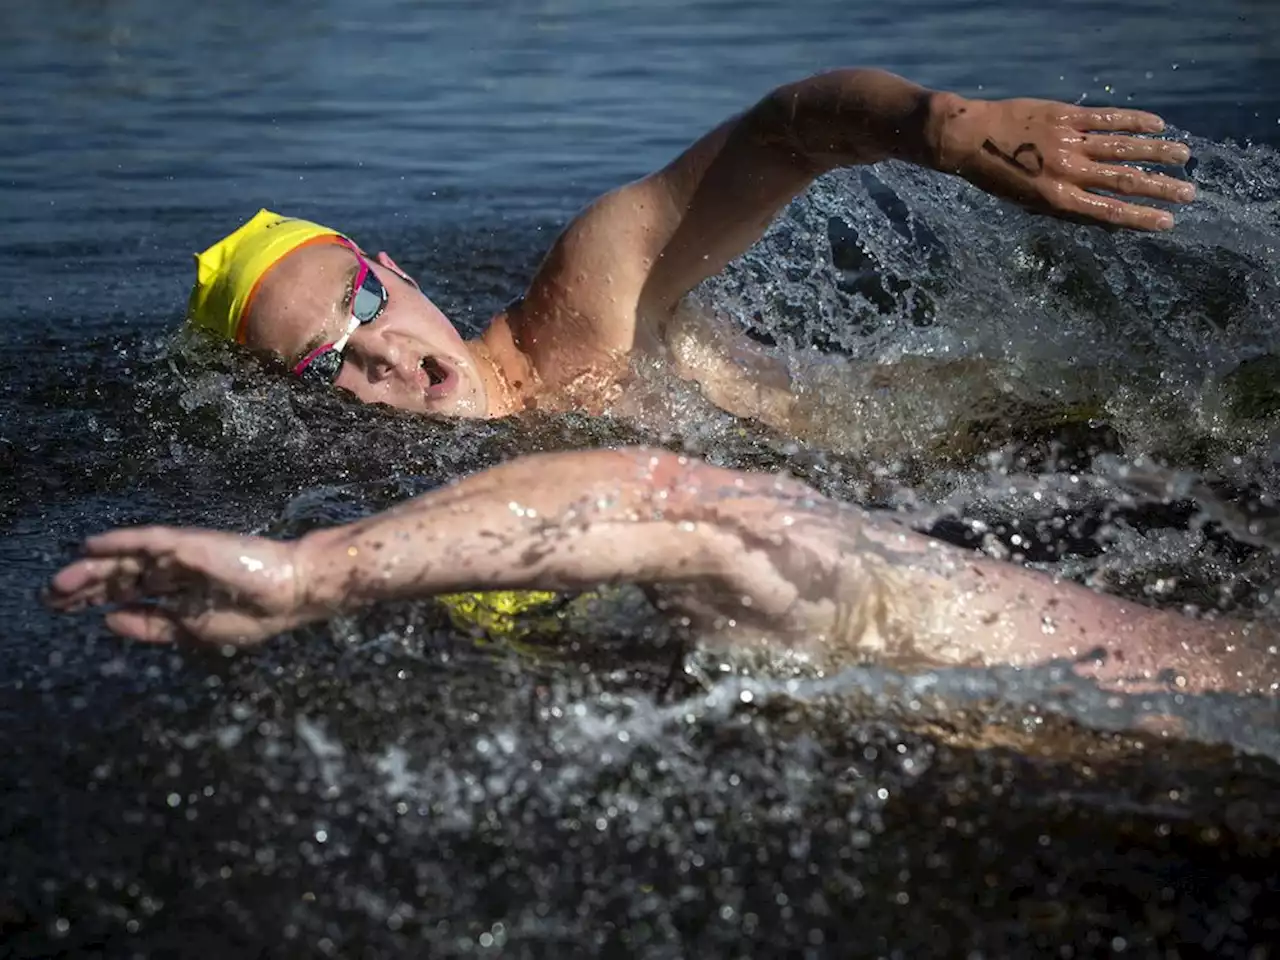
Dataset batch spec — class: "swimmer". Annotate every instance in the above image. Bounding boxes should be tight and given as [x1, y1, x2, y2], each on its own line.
[186, 69, 1195, 427]
[46, 447, 1276, 696]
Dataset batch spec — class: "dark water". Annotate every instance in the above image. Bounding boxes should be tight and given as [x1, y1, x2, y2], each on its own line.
[5, 1, 1280, 956]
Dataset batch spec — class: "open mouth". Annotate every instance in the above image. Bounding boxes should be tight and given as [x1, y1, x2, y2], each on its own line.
[421, 355, 458, 399]
[422, 355, 448, 387]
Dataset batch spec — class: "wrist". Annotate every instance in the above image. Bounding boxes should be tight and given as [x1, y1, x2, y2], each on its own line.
[925, 91, 981, 174]
[291, 526, 353, 622]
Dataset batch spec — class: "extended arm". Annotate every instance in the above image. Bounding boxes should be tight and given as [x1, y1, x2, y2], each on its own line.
[497, 68, 1194, 392]
[44, 449, 756, 646]
[294, 448, 738, 612]
[47, 448, 1276, 695]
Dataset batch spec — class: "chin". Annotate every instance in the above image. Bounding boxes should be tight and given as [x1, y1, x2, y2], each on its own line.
[438, 385, 488, 418]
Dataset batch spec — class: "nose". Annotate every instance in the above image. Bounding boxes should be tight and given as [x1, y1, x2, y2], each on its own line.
[345, 329, 421, 385]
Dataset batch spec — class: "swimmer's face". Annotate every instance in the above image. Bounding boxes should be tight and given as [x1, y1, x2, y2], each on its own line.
[241, 241, 487, 417]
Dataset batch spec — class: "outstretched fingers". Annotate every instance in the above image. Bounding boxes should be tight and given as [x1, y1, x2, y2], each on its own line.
[48, 524, 296, 648]
[82, 525, 186, 557]
[1083, 134, 1191, 166]
[1070, 107, 1166, 134]
[46, 555, 147, 611]
[1053, 184, 1176, 231]
[1073, 161, 1195, 204]
[47, 527, 196, 611]
[46, 555, 193, 644]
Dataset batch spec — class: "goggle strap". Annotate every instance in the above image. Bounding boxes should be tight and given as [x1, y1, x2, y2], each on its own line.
[292, 341, 337, 378]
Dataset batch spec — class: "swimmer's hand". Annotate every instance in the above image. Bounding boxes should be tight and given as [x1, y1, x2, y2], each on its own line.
[45, 527, 308, 646]
[933, 95, 1194, 231]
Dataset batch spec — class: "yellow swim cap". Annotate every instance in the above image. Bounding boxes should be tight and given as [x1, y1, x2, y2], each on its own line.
[186, 208, 346, 343]
[437, 590, 564, 639]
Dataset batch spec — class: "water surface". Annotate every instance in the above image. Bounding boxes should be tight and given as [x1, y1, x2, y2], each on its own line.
[4, 1, 1280, 956]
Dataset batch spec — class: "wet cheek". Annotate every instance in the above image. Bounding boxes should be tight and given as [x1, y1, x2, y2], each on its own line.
[333, 368, 386, 406]
[376, 378, 425, 411]
[333, 366, 362, 395]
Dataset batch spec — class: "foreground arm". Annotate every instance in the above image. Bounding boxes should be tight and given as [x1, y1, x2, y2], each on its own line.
[47, 449, 1277, 694]
[498, 68, 1194, 391]
[44, 449, 746, 646]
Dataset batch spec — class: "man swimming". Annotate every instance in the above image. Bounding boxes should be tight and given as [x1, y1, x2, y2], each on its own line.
[185, 68, 1194, 425]
[46, 447, 1275, 696]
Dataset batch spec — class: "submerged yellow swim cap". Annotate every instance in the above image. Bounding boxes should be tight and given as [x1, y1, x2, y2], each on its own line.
[438, 590, 564, 639]
[186, 208, 345, 343]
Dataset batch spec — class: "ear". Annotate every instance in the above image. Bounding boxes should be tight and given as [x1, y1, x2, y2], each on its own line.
[375, 251, 420, 289]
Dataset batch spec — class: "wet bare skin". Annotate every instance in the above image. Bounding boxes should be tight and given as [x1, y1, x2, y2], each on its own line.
[241, 243, 498, 417]
[75, 74, 1222, 691]
[45, 448, 1280, 697]
[237, 69, 1195, 421]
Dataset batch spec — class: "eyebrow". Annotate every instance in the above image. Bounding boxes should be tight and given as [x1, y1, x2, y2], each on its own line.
[292, 260, 361, 366]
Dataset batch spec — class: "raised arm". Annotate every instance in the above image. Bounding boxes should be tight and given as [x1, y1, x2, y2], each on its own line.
[499, 68, 1194, 390]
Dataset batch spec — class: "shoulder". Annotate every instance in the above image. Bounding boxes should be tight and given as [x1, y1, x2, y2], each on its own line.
[477, 297, 631, 414]
[520, 176, 683, 343]
[477, 177, 685, 409]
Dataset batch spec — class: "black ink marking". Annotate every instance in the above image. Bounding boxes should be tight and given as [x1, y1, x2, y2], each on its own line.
[981, 138, 1046, 176]
[1012, 142, 1045, 174]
